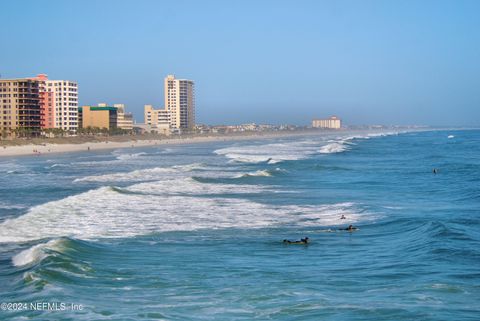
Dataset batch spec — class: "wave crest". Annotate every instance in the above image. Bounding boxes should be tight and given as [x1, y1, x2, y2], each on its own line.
[12, 239, 65, 267]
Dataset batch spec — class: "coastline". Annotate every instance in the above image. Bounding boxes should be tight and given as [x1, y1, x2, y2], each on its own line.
[0, 131, 329, 158]
[0, 128, 439, 158]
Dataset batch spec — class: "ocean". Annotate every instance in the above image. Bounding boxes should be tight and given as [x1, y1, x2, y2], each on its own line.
[0, 129, 479, 320]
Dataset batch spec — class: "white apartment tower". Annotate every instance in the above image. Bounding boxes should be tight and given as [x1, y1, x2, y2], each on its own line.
[44, 77, 78, 132]
[164, 75, 195, 130]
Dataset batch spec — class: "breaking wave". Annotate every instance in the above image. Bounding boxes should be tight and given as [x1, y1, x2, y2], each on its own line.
[0, 177, 375, 243]
[233, 168, 286, 178]
[73, 163, 206, 183]
[213, 132, 398, 164]
[318, 142, 349, 154]
[12, 239, 65, 267]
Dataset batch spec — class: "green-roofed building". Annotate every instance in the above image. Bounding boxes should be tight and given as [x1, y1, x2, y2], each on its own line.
[78, 105, 117, 129]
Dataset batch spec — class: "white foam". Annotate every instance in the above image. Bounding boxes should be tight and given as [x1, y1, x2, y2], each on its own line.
[1, 132, 399, 243]
[115, 152, 147, 161]
[0, 202, 25, 210]
[213, 131, 399, 163]
[318, 142, 348, 154]
[74, 163, 206, 183]
[74, 167, 175, 183]
[448, 135, 454, 139]
[0, 178, 375, 243]
[128, 177, 267, 195]
[12, 239, 64, 267]
[49, 163, 69, 168]
[215, 141, 322, 164]
[234, 169, 273, 178]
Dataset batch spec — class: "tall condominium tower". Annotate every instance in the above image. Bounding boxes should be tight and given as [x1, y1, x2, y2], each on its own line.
[0, 78, 42, 137]
[164, 75, 195, 130]
[38, 75, 78, 132]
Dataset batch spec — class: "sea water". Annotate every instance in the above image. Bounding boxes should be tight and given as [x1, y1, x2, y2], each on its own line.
[0, 129, 479, 320]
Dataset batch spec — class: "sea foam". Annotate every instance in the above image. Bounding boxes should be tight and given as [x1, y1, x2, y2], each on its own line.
[0, 177, 374, 243]
[12, 239, 64, 267]
[73, 163, 206, 183]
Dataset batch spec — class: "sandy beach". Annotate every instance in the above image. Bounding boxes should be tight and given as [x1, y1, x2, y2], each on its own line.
[0, 131, 331, 158]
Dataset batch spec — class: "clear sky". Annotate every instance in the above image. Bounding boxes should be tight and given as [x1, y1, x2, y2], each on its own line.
[1, 0, 479, 126]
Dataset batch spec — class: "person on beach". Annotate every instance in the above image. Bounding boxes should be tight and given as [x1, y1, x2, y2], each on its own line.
[283, 237, 309, 244]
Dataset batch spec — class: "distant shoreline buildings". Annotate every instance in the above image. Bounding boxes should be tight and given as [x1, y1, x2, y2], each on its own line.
[0, 72, 345, 139]
[0, 74, 78, 138]
[143, 75, 195, 135]
[0, 73, 195, 138]
[312, 116, 341, 129]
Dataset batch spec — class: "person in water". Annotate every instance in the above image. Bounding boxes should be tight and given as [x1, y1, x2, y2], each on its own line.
[340, 225, 357, 231]
[433, 168, 438, 174]
[340, 215, 346, 219]
[283, 237, 309, 244]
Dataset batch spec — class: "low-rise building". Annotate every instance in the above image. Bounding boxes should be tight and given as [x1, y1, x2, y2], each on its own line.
[79, 105, 117, 129]
[312, 116, 341, 129]
[144, 104, 170, 135]
[113, 104, 133, 130]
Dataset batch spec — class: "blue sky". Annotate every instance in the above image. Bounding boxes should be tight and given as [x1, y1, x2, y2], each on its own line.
[1, 0, 479, 126]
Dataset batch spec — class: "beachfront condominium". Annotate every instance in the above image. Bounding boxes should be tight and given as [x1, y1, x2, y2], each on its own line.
[164, 75, 195, 131]
[34, 74, 78, 133]
[312, 116, 342, 129]
[0, 78, 41, 138]
[144, 104, 170, 135]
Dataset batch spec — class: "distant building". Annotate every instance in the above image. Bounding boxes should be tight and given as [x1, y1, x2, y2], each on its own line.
[36, 75, 78, 133]
[35, 75, 55, 129]
[94, 103, 133, 131]
[0, 78, 42, 138]
[113, 104, 133, 130]
[144, 104, 170, 135]
[79, 105, 117, 129]
[312, 116, 341, 129]
[164, 75, 195, 131]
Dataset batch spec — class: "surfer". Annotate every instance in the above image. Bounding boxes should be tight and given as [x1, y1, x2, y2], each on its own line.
[339, 224, 357, 231]
[283, 237, 309, 244]
[433, 168, 437, 174]
[340, 215, 346, 219]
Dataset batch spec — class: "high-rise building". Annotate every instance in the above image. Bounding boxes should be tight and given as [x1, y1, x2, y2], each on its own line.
[33, 74, 78, 133]
[312, 116, 341, 129]
[164, 75, 195, 131]
[46, 78, 78, 132]
[0, 78, 42, 138]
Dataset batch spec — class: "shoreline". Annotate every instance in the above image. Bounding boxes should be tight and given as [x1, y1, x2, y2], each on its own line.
[0, 131, 332, 158]
[0, 127, 445, 158]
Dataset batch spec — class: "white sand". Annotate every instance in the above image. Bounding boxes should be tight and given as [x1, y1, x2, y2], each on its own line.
[0, 132, 315, 158]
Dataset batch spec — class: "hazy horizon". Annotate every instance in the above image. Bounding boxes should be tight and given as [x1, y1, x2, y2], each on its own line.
[1, 0, 479, 126]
